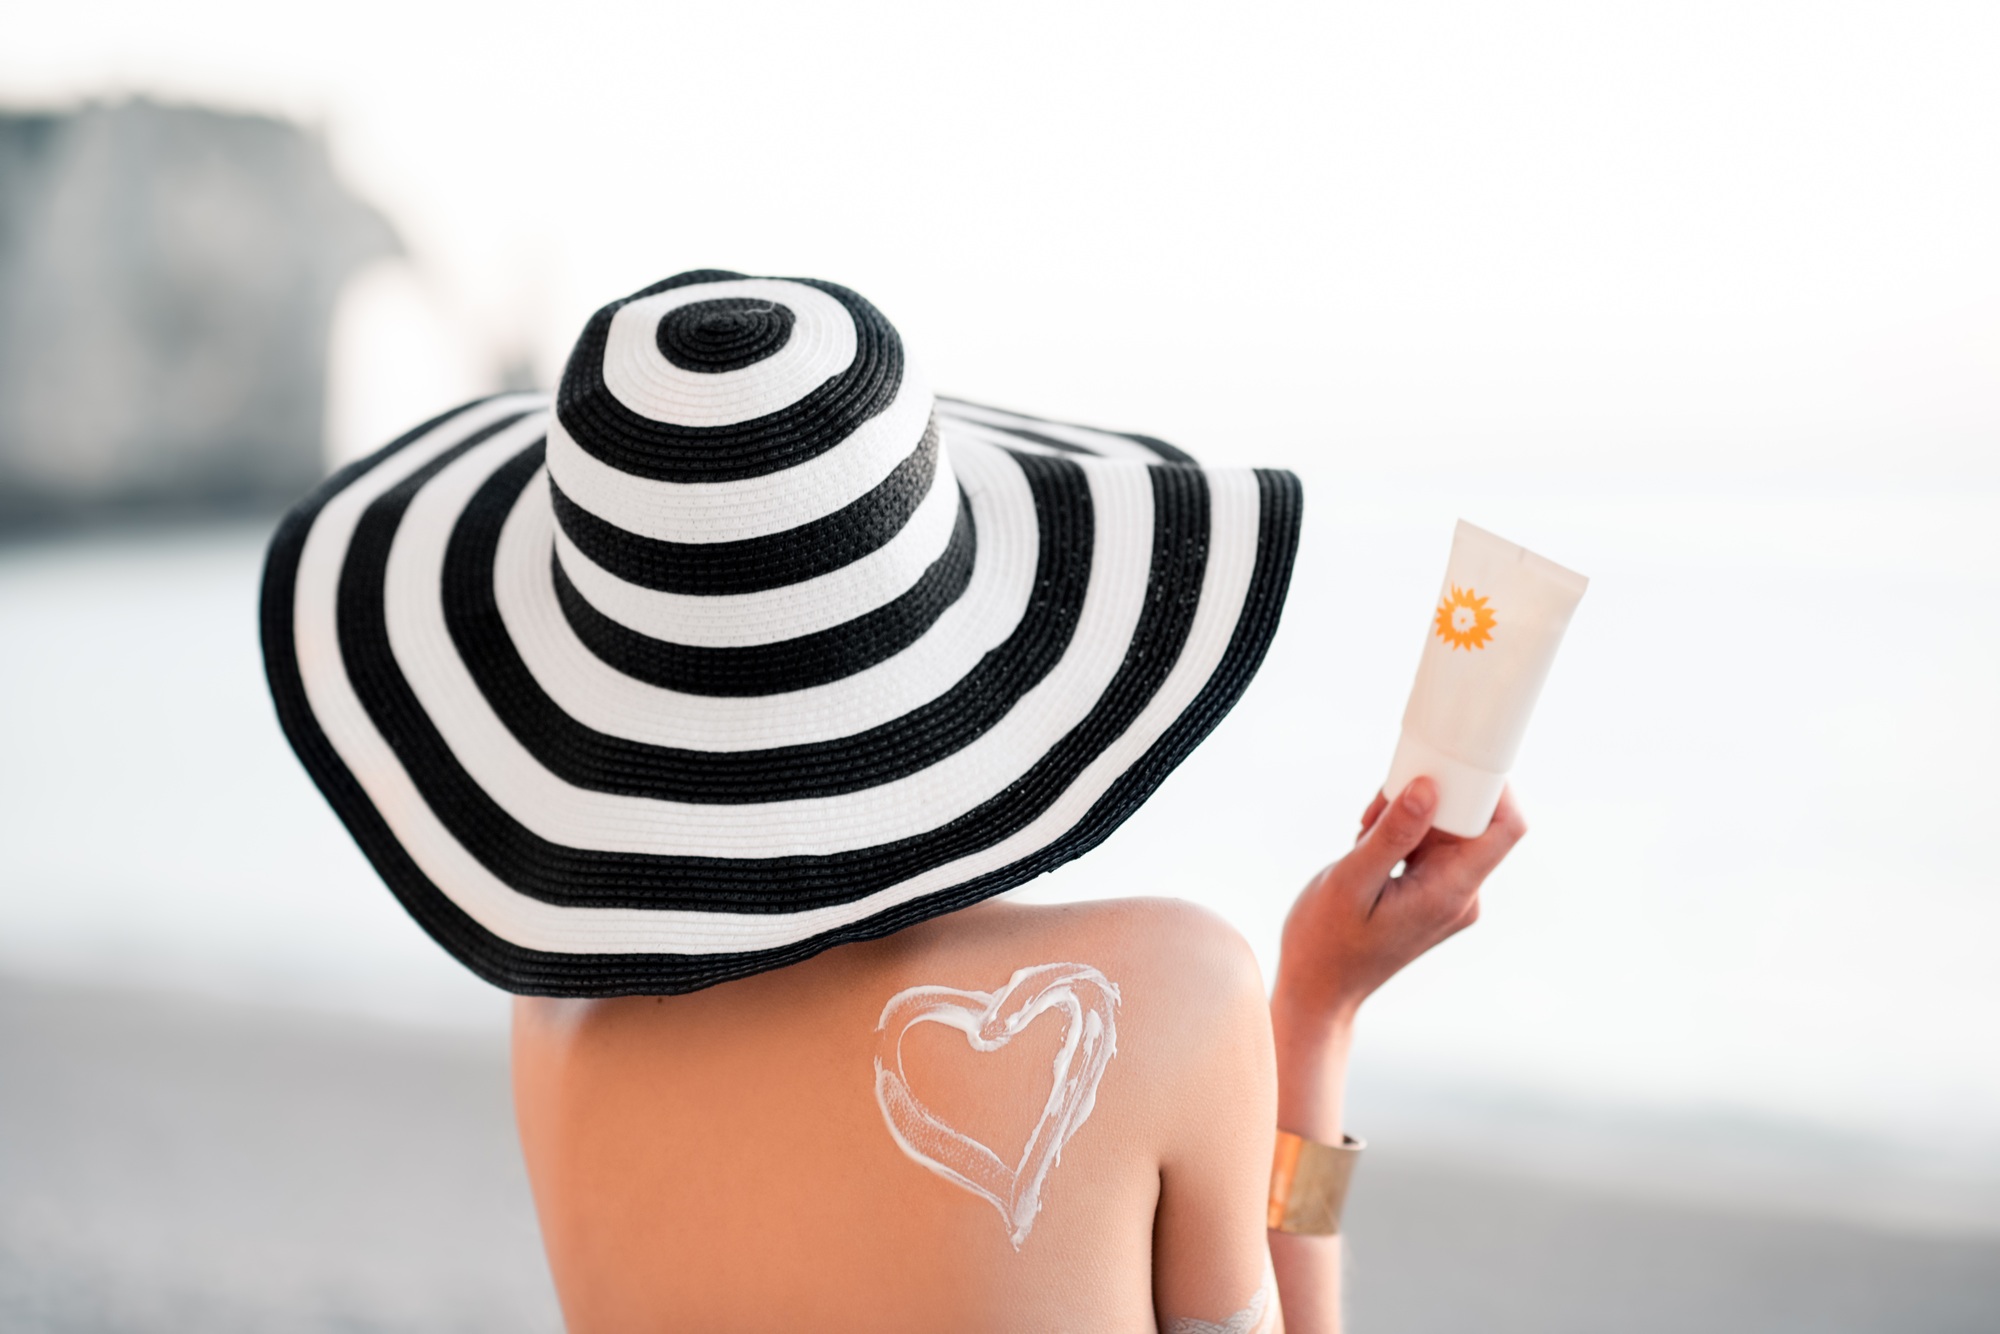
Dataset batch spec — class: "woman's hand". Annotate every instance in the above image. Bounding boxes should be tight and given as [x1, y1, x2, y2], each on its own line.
[1273, 777, 1528, 1033]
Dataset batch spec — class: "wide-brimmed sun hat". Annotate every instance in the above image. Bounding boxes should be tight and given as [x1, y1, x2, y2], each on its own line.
[261, 270, 1302, 995]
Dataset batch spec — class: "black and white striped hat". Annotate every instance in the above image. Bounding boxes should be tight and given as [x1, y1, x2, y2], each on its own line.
[261, 271, 1302, 995]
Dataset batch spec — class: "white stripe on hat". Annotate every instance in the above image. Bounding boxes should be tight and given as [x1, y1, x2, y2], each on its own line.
[602, 278, 857, 427]
[545, 359, 933, 544]
[549, 440, 961, 649]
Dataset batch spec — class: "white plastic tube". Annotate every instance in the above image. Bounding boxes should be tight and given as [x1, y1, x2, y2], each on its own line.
[1383, 520, 1588, 838]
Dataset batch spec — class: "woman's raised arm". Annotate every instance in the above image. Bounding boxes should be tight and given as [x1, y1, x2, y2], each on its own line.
[1268, 778, 1529, 1334]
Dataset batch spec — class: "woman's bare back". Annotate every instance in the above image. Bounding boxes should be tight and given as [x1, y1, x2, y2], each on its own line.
[513, 897, 1278, 1332]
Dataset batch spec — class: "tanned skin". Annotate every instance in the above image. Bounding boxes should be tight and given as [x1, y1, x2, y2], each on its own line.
[513, 776, 1523, 1331]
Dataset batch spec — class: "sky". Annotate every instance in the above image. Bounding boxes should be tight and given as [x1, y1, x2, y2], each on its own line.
[6, 0, 1996, 486]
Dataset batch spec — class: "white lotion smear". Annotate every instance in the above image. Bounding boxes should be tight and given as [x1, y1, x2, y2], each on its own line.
[1166, 1273, 1276, 1334]
[873, 962, 1120, 1250]
[1384, 520, 1588, 838]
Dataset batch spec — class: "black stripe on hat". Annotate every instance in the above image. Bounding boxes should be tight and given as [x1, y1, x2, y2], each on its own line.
[442, 442, 1086, 801]
[549, 416, 941, 596]
[330, 456, 1206, 913]
[264, 416, 1301, 995]
[556, 271, 905, 483]
[936, 395, 1196, 465]
[657, 297, 795, 373]
[550, 483, 977, 697]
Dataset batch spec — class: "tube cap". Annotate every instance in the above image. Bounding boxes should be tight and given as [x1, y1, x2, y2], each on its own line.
[1383, 730, 1506, 839]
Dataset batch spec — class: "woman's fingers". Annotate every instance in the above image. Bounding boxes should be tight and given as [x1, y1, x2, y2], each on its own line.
[1407, 788, 1528, 907]
[1347, 778, 1437, 886]
[1356, 792, 1390, 842]
[1452, 788, 1529, 881]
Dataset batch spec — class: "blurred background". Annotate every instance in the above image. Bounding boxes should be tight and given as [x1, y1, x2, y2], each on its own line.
[1, 2, 1995, 1330]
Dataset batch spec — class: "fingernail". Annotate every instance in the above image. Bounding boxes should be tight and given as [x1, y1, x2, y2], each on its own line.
[1402, 779, 1437, 817]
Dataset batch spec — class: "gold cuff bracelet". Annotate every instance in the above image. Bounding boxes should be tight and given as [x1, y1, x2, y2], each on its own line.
[1267, 1129, 1365, 1235]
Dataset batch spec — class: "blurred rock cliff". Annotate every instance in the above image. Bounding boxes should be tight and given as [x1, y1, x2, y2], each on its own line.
[0, 99, 397, 529]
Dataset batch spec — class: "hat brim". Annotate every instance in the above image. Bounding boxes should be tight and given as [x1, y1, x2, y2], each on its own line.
[261, 392, 1301, 995]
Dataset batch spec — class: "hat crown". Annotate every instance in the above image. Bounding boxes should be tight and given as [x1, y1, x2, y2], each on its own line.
[543, 272, 950, 633]
[553, 269, 922, 485]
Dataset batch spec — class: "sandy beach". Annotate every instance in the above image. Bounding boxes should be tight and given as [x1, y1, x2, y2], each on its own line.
[3, 973, 1995, 1334]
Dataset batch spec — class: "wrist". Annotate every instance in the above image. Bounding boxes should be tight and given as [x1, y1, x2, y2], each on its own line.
[1270, 990, 1356, 1145]
[1270, 962, 1364, 1042]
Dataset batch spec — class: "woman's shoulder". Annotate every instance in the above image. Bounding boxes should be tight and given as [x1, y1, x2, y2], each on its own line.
[927, 896, 1268, 1023]
[882, 896, 1274, 1099]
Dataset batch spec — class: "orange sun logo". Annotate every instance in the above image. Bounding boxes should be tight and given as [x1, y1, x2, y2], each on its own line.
[1434, 585, 1497, 650]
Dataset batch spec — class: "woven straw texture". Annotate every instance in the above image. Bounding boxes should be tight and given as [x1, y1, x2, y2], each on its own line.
[261, 272, 1302, 995]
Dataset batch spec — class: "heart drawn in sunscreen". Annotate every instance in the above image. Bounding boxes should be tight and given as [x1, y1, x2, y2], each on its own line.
[873, 961, 1121, 1250]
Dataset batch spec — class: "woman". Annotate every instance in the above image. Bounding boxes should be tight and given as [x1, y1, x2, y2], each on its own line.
[263, 271, 1525, 1331]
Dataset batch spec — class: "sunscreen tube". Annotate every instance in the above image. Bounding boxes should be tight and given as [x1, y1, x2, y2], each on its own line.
[1384, 520, 1588, 837]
